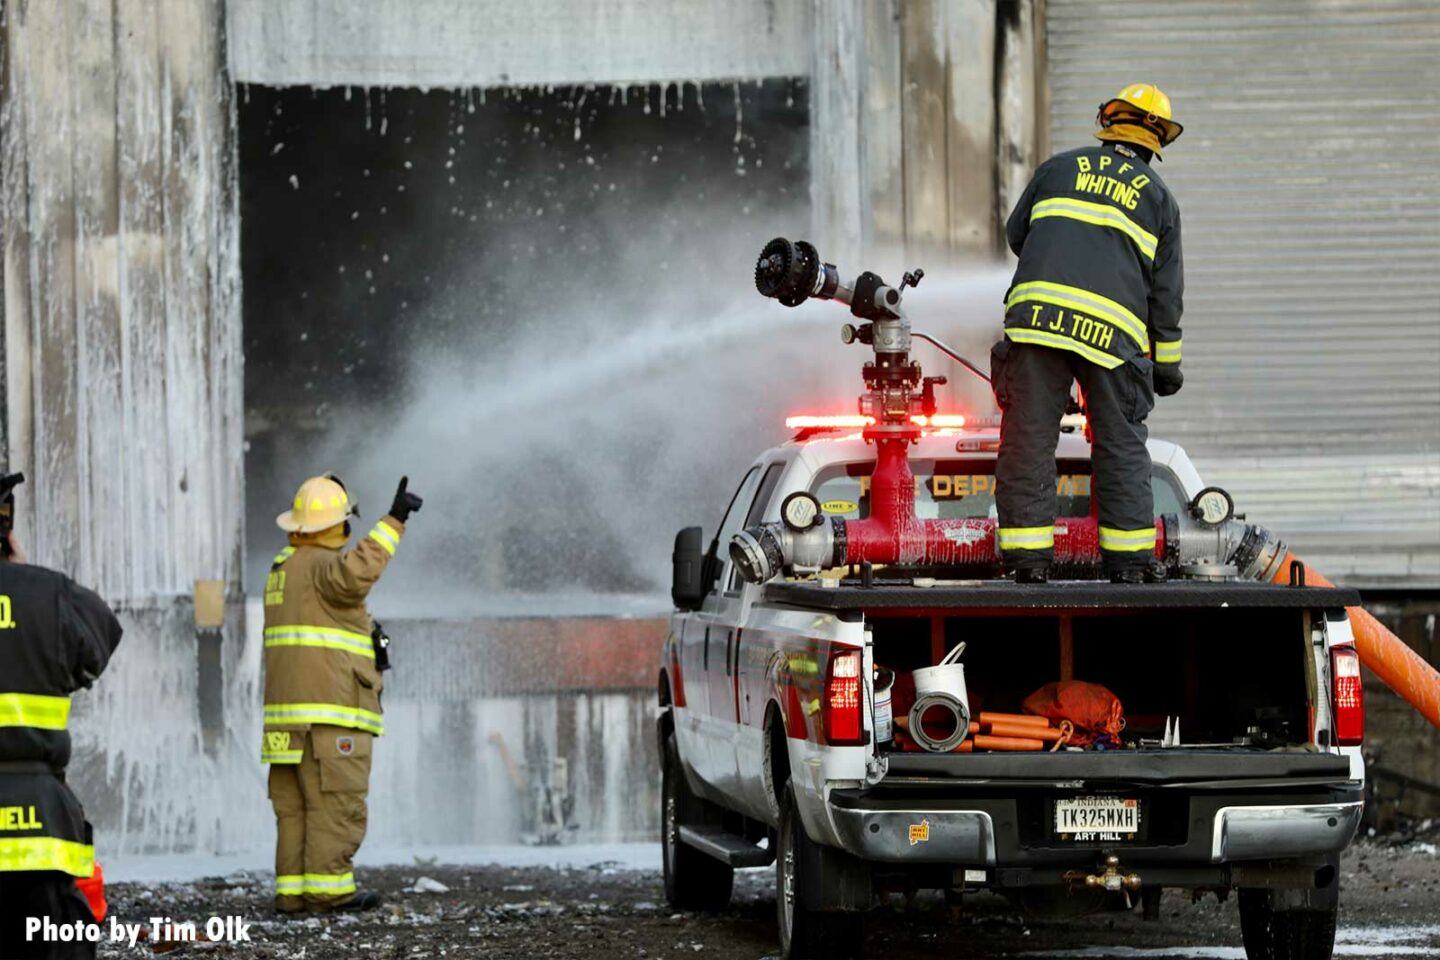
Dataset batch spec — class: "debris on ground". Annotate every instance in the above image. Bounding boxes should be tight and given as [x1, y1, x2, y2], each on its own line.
[95, 841, 1439, 959]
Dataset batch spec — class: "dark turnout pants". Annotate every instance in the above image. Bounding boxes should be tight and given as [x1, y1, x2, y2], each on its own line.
[991, 338, 1157, 574]
[0, 872, 97, 959]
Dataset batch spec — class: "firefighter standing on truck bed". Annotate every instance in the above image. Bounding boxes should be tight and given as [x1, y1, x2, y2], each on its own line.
[0, 513, 123, 958]
[992, 83, 1185, 585]
[262, 473, 422, 915]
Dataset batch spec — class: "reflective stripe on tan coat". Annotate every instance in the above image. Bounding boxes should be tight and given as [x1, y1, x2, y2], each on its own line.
[262, 517, 404, 742]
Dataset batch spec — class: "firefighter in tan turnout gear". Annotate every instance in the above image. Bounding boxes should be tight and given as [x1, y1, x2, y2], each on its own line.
[262, 473, 422, 914]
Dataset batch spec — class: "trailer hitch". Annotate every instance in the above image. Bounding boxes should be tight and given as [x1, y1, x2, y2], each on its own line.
[1064, 855, 1142, 894]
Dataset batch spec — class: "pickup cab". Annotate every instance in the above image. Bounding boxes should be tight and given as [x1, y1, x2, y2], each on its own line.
[658, 422, 1365, 960]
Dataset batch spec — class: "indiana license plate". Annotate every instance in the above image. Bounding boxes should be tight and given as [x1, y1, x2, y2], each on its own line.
[1054, 797, 1139, 839]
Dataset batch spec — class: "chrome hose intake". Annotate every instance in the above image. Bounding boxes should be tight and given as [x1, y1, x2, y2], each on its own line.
[729, 519, 842, 584]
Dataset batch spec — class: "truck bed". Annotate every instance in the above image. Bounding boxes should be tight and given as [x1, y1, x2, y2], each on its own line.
[764, 579, 1361, 612]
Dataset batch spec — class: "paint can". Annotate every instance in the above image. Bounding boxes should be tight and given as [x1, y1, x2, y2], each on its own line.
[873, 665, 895, 743]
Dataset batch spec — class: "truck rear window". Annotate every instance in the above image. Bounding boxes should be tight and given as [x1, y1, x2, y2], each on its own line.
[809, 459, 1186, 521]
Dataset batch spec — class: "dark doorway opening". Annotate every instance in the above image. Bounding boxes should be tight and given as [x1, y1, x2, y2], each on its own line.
[238, 81, 810, 608]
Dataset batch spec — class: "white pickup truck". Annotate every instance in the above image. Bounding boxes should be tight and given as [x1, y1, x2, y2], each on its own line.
[658, 422, 1366, 960]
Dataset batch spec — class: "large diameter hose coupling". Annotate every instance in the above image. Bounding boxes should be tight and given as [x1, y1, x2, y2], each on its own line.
[730, 519, 845, 584]
[1166, 514, 1288, 583]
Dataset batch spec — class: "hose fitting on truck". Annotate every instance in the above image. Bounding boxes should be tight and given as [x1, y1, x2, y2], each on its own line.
[1166, 513, 1289, 583]
[730, 516, 843, 584]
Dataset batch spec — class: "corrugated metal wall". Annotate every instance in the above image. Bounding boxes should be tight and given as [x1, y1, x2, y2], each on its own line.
[1045, 0, 1440, 585]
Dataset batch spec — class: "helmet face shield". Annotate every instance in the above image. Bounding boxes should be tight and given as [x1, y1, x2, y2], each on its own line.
[1097, 83, 1183, 148]
[322, 473, 360, 521]
[1099, 102, 1183, 147]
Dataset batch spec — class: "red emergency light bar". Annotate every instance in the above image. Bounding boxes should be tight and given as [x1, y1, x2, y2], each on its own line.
[785, 413, 966, 431]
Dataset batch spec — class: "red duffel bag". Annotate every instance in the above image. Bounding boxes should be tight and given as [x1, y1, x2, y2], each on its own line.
[1022, 681, 1124, 746]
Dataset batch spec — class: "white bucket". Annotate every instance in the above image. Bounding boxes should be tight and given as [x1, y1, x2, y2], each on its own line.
[874, 666, 895, 743]
[909, 643, 971, 752]
[912, 642, 969, 702]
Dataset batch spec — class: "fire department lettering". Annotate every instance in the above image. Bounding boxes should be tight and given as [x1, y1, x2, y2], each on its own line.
[0, 805, 43, 830]
[1074, 154, 1150, 210]
[0, 594, 14, 629]
[264, 570, 287, 607]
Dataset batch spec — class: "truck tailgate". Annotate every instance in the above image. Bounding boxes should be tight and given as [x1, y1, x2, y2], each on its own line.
[883, 750, 1351, 786]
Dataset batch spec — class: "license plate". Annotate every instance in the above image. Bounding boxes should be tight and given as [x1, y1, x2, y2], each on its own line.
[1054, 797, 1139, 839]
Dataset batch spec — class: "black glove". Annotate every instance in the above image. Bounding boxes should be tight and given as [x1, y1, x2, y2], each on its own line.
[389, 476, 423, 523]
[1153, 364, 1183, 397]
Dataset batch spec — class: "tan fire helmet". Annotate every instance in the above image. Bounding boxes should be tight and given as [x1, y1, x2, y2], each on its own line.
[276, 474, 359, 533]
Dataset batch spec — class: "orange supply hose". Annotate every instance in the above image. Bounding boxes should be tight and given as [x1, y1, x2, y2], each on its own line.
[961, 734, 1046, 752]
[1275, 554, 1440, 730]
[76, 862, 106, 923]
[977, 712, 1051, 728]
[987, 721, 1064, 742]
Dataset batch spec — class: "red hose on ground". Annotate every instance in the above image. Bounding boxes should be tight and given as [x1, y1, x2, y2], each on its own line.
[1274, 553, 1440, 730]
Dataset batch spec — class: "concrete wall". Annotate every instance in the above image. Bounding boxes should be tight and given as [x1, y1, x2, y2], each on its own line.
[69, 609, 665, 856]
[2, 0, 244, 598]
[2, 0, 246, 850]
[227, 0, 810, 88]
[229, 0, 1044, 268]
[808, 0, 1046, 267]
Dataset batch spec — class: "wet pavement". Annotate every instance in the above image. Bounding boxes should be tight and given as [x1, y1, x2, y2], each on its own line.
[90, 837, 1440, 959]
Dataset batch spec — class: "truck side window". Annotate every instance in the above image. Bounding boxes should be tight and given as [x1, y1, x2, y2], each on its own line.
[706, 467, 760, 595]
[724, 463, 785, 594]
[745, 463, 785, 530]
[1151, 468, 1187, 516]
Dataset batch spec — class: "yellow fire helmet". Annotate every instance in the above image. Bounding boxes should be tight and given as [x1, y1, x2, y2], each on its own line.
[1095, 83, 1183, 157]
[276, 474, 359, 533]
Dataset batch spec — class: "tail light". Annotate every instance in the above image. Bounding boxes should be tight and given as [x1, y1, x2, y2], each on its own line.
[823, 650, 865, 746]
[1331, 647, 1364, 746]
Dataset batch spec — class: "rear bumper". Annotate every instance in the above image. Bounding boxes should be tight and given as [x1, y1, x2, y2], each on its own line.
[1212, 801, 1362, 861]
[832, 806, 998, 865]
[826, 784, 1363, 876]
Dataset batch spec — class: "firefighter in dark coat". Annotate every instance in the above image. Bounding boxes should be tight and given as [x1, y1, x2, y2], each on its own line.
[993, 83, 1185, 584]
[0, 527, 123, 959]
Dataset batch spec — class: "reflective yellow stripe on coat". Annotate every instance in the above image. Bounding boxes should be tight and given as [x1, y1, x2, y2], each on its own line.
[0, 837, 95, 877]
[367, 521, 400, 556]
[1006, 280, 1150, 352]
[1154, 339, 1182, 364]
[1031, 197, 1159, 261]
[263, 625, 375, 659]
[265, 703, 384, 735]
[1006, 328, 1125, 369]
[0, 693, 71, 730]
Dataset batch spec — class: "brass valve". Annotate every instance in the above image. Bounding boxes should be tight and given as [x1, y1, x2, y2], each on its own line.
[1066, 855, 1142, 893]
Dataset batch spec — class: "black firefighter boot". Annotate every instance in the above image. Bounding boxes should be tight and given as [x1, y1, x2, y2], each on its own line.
[1014, 565, 1050, 584]
[1110, 558, 1168, 585]
[330, 891, 384, 912]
